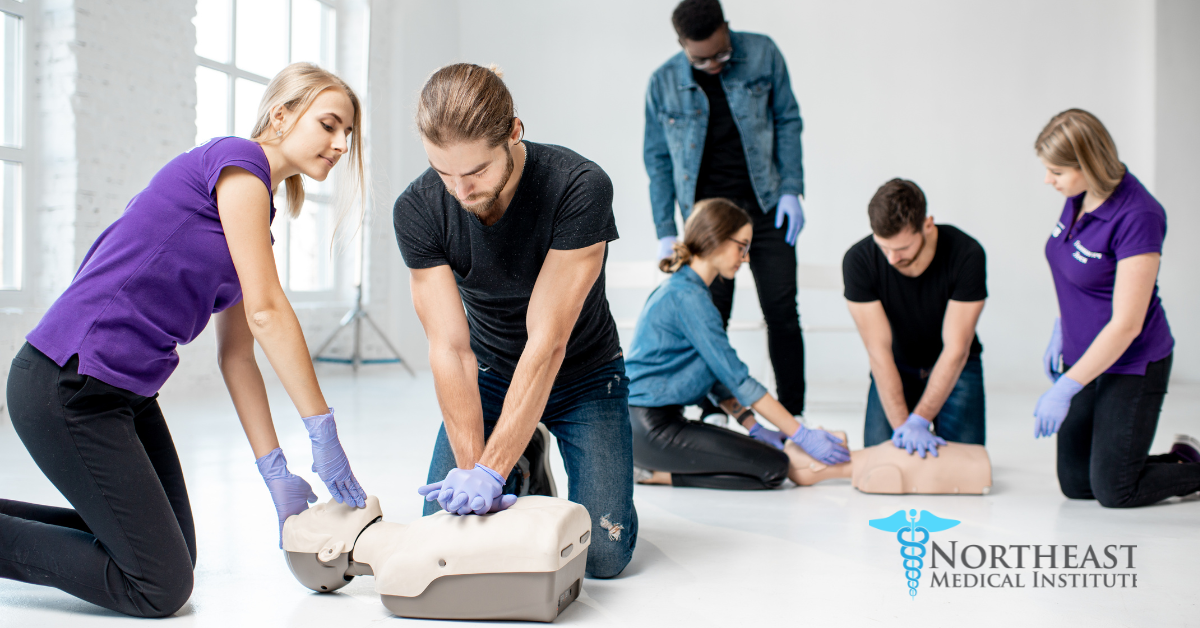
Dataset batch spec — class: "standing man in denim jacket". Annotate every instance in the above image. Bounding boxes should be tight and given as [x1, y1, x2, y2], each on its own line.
[644, 0, 808, 417]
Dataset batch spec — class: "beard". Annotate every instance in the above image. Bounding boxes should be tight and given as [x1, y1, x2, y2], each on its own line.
[891, 232, 927, 269]
[449, 148, 515, 222]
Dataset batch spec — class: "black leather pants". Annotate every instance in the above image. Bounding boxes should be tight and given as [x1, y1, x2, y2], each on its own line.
[630, 405, 788, 490]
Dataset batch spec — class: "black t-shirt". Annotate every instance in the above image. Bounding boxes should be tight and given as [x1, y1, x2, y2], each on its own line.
[394, 141, 622, 383]
[842, 224, 987, 368]
[692, 68, 757, 203]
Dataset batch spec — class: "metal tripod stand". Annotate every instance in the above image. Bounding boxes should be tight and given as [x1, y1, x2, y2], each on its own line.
[312, 283, 414, 374]
[310, 225, 414, 374]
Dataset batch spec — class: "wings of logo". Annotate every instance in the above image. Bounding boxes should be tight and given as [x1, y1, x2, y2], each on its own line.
[869, 509, 960, 599]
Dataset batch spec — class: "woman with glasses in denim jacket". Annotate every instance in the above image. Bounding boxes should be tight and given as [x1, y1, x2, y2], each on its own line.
[625, 198, 847, 489]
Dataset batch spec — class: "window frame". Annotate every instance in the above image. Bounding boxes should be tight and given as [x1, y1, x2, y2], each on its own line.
[0, 0, 32, 303]
[195, 0, 348, 303]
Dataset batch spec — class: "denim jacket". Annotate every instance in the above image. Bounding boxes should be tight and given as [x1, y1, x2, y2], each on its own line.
[626, 265, 768, 408]
[644, 31, 804, 239]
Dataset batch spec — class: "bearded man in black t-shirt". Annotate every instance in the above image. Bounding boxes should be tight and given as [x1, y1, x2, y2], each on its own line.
[393, 64, 634, 579]
[842, 179, 988, 457]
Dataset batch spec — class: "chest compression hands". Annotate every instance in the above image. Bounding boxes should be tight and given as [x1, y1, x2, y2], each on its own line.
[419, 464, 518, 516]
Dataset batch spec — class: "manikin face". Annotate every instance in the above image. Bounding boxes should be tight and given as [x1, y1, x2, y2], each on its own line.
[711, 223, 753, 279]
[422, 128, 520, 218]
[680, 23, 733, 74]
[873, 217, 933, 269]
[275, 88, 354, 182]
[1040, 158, 1088, 197]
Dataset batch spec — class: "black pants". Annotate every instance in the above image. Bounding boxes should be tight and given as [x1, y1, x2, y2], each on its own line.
[629, 405, 788, 490]
[0, 343, 196, 617]
[1057, 353, 1200, 508]
[707, 197, 806, 415]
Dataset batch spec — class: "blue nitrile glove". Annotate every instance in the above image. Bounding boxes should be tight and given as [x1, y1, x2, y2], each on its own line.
[256, 447, 318, 549]
[1034, 375, 1084, 438]
[891, 414, 947, 458]
[418, 463, 517, 516]
[302, 408, 366, 508]
[788, 424, 850, 464]
[1043, 318, 1063, 383]
[657, 235, 677, 260]
[775, 194, 805, 246]
[748, 423, 787, 451]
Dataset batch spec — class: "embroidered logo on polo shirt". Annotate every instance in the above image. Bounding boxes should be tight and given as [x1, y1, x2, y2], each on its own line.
[1051, 221, 1064, 238]
[1072, 240, 1103, 264]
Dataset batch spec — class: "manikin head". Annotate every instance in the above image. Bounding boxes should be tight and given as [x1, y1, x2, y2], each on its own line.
[673, 0, 732, 74]
[661, 198, 752, 280]
[1035, 108, 1125, 201]
[251, 62, 364, 231]
[868, 178, 935, 270]
[416, 63, 524, 222]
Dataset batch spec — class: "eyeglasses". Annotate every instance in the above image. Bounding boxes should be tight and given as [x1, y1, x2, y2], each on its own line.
[730, 238, 751, 258]
[688, 48, 733, 70]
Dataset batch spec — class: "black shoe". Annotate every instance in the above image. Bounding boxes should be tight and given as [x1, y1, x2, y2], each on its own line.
[517, 423, 557, 497]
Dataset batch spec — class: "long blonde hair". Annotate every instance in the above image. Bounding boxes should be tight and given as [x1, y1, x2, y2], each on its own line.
[1035, 109, 1125, 198]
[250, 62, 365, 243]
[660, 198, 750, 273]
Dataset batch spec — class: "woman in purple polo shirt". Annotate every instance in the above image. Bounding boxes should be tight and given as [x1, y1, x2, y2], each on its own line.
[0, 63, 369, 617]
[1033, 108, 1200, 508]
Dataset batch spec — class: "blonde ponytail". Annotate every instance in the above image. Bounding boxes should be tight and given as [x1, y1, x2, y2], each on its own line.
[659, 241, 694, 273]
[661, 198, 750, 273]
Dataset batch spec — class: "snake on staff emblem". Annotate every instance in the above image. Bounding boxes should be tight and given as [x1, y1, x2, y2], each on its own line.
[869, 509, 960, 599]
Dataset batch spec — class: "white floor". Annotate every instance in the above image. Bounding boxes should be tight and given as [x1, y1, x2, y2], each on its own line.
[1, 365, 1198, 627]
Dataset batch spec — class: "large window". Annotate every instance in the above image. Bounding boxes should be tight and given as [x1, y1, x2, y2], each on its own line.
[0, 0, 24, 291]
[194, 0, 340, 294]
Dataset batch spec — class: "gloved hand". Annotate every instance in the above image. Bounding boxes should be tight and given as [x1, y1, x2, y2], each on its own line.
[1034, 375, 1084, 438]
[302, 408, 366, 508]
[1043, 318, 1063, 383]
[891, 414, 947, 458]
[418, 463, 517, 516]
[775, 194, 805, 246]
[657, 235, 678, 260]
[788, 424, 850, 464]
[256, 447, 318, 549]
[748, 423, 787, 451]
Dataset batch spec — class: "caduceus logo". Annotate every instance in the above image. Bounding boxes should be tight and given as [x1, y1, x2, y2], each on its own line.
[869, 509, 960, 599]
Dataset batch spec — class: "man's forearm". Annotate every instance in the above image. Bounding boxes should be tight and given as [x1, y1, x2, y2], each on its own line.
[430, 346, 485, 469]
[912, 348, 970, 421]
[868, 351, 909, 429]
[477, 340, 565, 475]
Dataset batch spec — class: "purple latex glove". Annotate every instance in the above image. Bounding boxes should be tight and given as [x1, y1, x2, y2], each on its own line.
[256, 447, 318, 549]
[1034, 375, 1084, 438]
[657, 236, 678, 260]
[418, 463, 517, 516]
[302, 408, 366, 508]
[891, 414, 947, 458]
[744, 422, 792, 451]
[748, 423, 787, 451]
[788, 424, 850, 464]
[774, 194, 805, 246]
[1043, 318, 1063, 383]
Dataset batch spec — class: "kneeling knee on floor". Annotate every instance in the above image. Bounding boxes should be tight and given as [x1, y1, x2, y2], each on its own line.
[130, 567, 194, 618]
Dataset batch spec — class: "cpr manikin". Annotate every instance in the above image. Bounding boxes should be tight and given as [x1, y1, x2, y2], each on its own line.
[782, 431, 992, 494]
[281, 495, 590, 622]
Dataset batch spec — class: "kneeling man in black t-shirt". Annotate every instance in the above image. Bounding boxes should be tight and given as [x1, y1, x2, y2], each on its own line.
[394, 64, 633, 579]
[842, 179, 988, 457]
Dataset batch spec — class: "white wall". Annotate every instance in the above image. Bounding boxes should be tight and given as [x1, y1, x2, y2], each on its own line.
[373, 0, 1182, 391]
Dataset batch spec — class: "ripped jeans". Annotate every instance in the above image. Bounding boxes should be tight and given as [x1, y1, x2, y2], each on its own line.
[423, 357, 638, 579]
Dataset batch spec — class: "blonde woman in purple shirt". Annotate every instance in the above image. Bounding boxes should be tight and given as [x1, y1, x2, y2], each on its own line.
[1034, 109, 1200, 508]
[0, 63, 368, 616]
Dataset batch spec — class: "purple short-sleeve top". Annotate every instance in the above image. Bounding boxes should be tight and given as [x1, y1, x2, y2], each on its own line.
[27, 137, 276, 396]
[1045, 170, 1173, 375]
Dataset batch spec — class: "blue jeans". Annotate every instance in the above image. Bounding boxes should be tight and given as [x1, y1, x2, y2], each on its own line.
[864, 357, 986, 447]
[423, 358, 637, 579]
